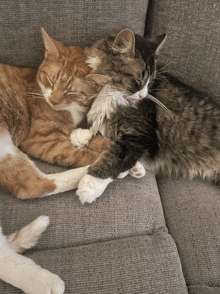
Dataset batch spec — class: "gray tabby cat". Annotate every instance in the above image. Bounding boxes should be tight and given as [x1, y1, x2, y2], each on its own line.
[74, 28, 220, 204]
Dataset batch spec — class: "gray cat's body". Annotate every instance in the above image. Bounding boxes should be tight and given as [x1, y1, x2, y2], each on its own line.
[75, 29, 220, 203]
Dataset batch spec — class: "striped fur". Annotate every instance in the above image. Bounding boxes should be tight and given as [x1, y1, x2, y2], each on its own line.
[0, 29, 109, 198]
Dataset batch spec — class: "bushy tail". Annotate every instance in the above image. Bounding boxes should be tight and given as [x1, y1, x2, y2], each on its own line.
[7, 216, 49, 253]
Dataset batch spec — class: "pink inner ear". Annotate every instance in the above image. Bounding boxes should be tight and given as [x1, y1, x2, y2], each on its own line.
[41, 28, 59, 58]
[113, 28, 135, 55]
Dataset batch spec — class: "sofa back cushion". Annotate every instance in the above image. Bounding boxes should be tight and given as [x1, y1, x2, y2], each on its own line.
[0, 0, 149, 68]
[146, 0, 220, 101]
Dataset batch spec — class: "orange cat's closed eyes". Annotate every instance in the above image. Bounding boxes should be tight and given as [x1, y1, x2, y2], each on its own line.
[0, 29, 110, 199]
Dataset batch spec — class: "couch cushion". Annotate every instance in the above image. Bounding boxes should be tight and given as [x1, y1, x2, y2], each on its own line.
[1, 158, 166, 249]
[0, 158, 188, 293]
[0, 232, 188, 294]
[146, 0, 220, 101]
[157, 175, 220, 290]
[0, 0, 149, 68]
[188, 285, 220, 294]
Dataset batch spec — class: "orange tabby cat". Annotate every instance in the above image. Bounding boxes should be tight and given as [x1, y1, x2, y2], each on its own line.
[0, 29, 110, 199]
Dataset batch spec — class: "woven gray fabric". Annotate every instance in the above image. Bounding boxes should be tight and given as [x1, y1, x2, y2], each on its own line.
[1, 159, 166, 250]
[146, 0, 220, 101]
[0, 232, 188, 294]
[188, 285, 220, 294]
[0, 0, 148, 68]
[157, 175, 220, 289]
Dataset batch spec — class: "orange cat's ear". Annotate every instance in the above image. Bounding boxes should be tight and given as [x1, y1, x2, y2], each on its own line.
[113, 28, 135, 56]
[85, 74, 112, 86]
[41, 28, 64, 58]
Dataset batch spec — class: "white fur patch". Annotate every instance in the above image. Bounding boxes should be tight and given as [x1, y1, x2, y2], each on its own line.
[45, 166, 89, 196]
[65, 102, 86, 127]
[76, 174, 113, 204]
[129, 80, 149, 100]
[129, 161, 146, 178]
[117, 170, 129, 179]
[0, 135, 17, 160]
[7, 216, 50, 253]
[70, 128, 93, 149]
[86, 56, 101, 70]
[38, 82, 52, 102]
[87, 84, 130, 136]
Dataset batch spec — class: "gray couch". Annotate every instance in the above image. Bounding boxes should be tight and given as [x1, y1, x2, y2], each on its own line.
[0, 1, 220, 293]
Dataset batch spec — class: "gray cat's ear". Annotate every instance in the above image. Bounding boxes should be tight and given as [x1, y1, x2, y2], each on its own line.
[113, 28, 135, 55]
[41, 28, 64, 58]
[86, 74, 112, 85]
[148, 33, 167, 52]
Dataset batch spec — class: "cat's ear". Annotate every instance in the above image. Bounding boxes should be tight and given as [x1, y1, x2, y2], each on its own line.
[86, 74, 112, 86]
[41, 28, 64, 58]
[148, 33, 167, 52]
[113, 28, 135, 56]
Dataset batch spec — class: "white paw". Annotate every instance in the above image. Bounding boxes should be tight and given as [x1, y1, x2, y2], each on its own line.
[35, 268, 65, 294]
[76, 174, 113, 204]
[0, 254, 65, 294]
[70, 128, 93, 149]
[129, 161, 146, 178]
[117, 170, 129, 179]
[7, 216, 50, 253]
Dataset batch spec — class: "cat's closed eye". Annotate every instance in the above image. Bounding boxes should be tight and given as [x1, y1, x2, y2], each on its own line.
[41, 72, 54, 88]
[134, 78, 141, 87]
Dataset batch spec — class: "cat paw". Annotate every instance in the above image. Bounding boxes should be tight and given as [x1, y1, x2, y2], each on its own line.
[117, 170, 129, 179]
[70, 128, 93, 149]
[76, 174, 113, 204]
[129, 161, 146, 178]
[32, 268, 65, 294]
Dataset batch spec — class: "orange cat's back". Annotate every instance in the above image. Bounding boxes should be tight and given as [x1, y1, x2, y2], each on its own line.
[0, 64, 38, 145]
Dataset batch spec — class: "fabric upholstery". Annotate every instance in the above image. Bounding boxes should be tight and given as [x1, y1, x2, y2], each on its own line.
[188, 285, 220, 294]
[157, 175, 220, 291]
[1, 232, 188, 294]
[146, 0, 220, 101]
[2, 0, 220, 293]
[1, 159, 166, 250]
[0, 0, 149, 68]
[0, 159, 189, 293]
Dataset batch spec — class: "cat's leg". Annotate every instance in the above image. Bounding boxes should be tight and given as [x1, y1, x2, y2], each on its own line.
[0, 128, 88, 198]
[76, 141, 144, 204]
[0, 218, 64, 294]
[69, 129, 146, 178]
[20, 130, 109, 168]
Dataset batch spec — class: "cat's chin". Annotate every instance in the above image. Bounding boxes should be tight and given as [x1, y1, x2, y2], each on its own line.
[47, 102, 66, 111]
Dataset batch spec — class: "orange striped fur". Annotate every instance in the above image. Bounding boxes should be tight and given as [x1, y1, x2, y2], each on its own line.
[0, 29, 109, 198]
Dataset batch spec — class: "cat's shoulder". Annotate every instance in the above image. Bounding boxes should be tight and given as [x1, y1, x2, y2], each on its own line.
[0, 63, 37, 81]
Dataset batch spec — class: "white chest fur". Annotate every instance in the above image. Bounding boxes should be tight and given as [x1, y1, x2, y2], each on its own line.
[87, 84, 130, 136]
[65, 102, 86, 127]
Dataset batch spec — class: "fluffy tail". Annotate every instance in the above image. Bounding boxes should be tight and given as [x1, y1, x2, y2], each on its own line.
[7, 216, 50, 253]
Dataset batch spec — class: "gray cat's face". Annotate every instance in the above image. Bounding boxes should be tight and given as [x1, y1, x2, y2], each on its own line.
[86, 29, 166, 99]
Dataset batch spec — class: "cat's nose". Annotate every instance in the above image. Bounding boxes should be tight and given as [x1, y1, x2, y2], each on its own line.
[50, 99, 59, 106]
[49, 93, 62, 106]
